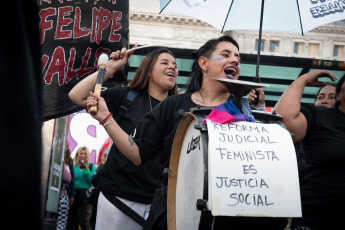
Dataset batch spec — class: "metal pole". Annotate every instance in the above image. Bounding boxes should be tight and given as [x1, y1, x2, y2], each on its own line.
[255, 0, 265, 82]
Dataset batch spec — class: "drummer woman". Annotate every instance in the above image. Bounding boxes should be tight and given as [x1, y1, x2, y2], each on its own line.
[87, 35, 287, 229]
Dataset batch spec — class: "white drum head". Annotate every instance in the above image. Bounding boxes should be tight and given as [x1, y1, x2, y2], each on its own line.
[167, 113, 207, 230]
[176, 118, 205, 229]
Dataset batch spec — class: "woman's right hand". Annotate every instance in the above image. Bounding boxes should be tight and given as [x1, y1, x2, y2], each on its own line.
[87, 91, 110, 123]
[106, 45, 138, 76]
[79, 158, 88, 169]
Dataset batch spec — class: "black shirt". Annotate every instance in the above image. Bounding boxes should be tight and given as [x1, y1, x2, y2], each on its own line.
[134, 93, 196, 166]
[292, 105, 345, 229]
[134, 93, 288, 229]
[99, 87, 163, 204]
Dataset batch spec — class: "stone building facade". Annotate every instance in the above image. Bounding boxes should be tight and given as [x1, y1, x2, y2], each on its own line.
[129, 0, 345, 61]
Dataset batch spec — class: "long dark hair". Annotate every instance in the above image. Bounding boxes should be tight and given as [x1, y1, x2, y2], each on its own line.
[127, 48, 178, 96]
[185, 36, 239, 93]
[335, 73, 345, 109]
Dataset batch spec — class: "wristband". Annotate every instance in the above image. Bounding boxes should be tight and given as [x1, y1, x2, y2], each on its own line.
[103, 117, 113, 127]
[105, 69, 113, 78]
[99, 112, 113, 125]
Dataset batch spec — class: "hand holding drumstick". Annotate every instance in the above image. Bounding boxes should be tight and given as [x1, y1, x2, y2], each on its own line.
[89, 46, 138, 115]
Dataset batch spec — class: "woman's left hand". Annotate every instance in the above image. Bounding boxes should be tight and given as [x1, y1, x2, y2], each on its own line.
[248, 88, 265, 106]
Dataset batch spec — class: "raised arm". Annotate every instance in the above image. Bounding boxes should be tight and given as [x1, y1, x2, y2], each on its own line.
[87, 91, 142, 166]
[273, 70, 337, 143]
[69, 47, 135, 108]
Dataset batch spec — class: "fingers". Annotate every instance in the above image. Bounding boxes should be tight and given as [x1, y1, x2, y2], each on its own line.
[87, 91, 110, 119]
[248, 89, 256, 103]
[87, 95, 97, 105]
[109, 47, 133, 60]
[128, 44, 138, 57]
[120, 47, 127, 59]
[109, 50, 122, 60]
[304, 70, 337, 87]
[256, 88, 265, 96]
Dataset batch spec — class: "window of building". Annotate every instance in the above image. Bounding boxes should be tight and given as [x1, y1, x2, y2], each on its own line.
[270, 41, 279, 52]
[308, 43, 319, 56]
[255, 39, 264, 51]
[333, 45, 344, 58]
[294, 42, 303, 54]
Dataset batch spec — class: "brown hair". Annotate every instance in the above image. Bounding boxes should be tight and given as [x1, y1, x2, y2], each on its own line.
[64, 141, 72, 164]
[127, 48, 178, 96]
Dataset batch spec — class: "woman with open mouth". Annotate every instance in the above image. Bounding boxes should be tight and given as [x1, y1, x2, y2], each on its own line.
[86, 35, 287, 230]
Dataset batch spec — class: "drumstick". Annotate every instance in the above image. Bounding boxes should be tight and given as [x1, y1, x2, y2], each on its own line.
[127, 42, 181, 52]
[89, 53, 109, 115]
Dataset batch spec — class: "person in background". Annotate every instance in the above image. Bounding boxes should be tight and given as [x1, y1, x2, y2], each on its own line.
[56, 142, 75, 230]
[274, 71, 345, 230]
[67, 146, 97, 230]
[95, 153, 108, 175]
[295, 84, 337, 182]
[69, 47, 178, 230]
[86, 35, 288, 229]
[89, 152, 107, 230]
[314, 84, 337, 108]
[65, 142, 76, 208]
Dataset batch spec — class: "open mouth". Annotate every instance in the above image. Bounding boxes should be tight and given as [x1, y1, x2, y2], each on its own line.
[165, 72, 175, 78]
[224, 66, 237, 79]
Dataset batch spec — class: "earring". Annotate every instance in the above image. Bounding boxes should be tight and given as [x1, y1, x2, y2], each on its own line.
[204, 69, 208, 76]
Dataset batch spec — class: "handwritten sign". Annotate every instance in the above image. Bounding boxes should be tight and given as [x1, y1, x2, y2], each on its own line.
[206, 120, 301, 217]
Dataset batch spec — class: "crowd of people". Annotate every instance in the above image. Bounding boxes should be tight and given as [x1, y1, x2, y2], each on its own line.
[54, 35, 345, 230]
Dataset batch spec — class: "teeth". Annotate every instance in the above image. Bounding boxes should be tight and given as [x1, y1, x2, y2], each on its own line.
[226, 74, 235, 79]
[224, 66, 237, 79]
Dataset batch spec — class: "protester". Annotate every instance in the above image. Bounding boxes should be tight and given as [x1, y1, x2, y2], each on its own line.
[295, 84, 337, 182]
[69, 47, 178, 230]
[66, 146, 96, 230]
[86, 35, 288, 229]
[65, 142, 76, 208]
[314, 84, 337, 108]
[56, 142, 74, 230]
[89, 152, 107, 230]
[274, 71, 345, 230]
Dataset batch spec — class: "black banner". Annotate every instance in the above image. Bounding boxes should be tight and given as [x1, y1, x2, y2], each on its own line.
[39, 0, 129, 121]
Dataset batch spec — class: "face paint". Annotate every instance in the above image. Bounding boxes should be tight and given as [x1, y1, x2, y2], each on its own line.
[212, 55, 223, 61]
[156, 64, 163, 69]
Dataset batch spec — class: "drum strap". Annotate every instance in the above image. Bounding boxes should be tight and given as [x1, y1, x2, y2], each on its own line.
[114, 90, 139, 123]
[103, 192, 146, 226]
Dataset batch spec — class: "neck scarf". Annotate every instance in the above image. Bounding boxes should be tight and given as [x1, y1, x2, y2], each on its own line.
[202, 98, 255, 124]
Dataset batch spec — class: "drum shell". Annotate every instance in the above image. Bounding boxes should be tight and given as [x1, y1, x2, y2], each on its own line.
[167, 112, 215, 230]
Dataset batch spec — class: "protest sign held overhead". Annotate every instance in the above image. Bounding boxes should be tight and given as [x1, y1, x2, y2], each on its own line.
[39, 0, 129, 121]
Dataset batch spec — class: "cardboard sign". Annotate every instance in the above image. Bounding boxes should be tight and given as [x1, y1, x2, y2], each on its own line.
[206, 120, 302, 217]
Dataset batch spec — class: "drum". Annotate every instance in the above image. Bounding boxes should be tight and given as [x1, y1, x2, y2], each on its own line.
[166, 108, 285, 230]
[167, 108, 213, 230]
